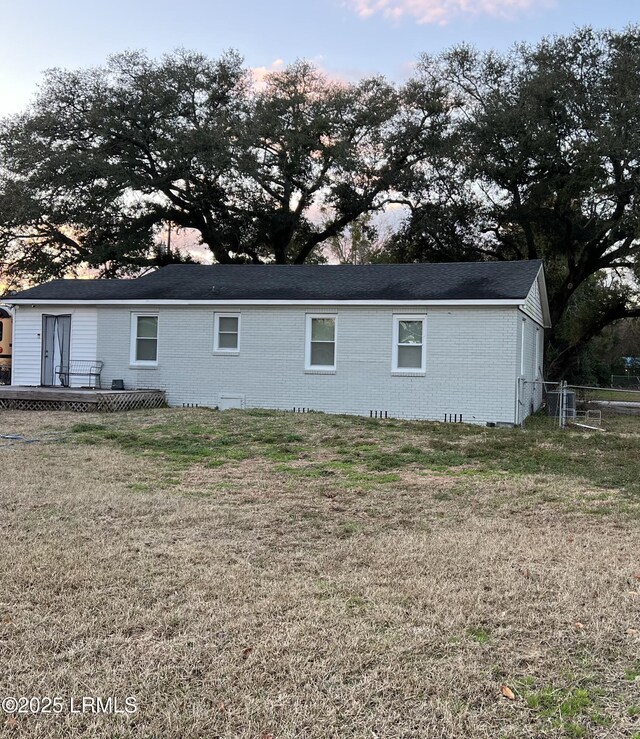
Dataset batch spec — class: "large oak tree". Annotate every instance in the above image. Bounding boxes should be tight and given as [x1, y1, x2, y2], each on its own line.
[390, 27, 640, 378]
[0, 50, 447, 281]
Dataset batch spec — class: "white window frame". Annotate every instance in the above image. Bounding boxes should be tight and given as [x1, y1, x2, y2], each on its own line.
[392, 314, 427, 374]
[130, 312, 159, 367]
[305, 314, 337, 371]
[213, 312, 241, 354]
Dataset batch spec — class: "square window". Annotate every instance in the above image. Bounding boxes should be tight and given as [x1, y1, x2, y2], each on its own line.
[130, 313, 158, 365]
[393, 315, 426, 373]
[306, 315, 337, 370]
[214, 313, 240, 352]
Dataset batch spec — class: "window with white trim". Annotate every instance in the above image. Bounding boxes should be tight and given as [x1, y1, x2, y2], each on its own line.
[214, 313, 240, 352]
[130, 313, 158, 365]
[392, 315, 426, 373]
[305, 315, 336, 370]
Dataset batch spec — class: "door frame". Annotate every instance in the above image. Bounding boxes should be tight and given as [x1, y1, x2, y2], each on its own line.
[41, 314, 72, 386]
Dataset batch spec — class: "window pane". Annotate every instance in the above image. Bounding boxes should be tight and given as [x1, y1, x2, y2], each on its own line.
[218, 316, 238, 333]
[310, 342, 335, 367]
[311, 318, 335, 342]
[136, 338, 157, 361]
[137, 316, 158, 339]
[218, 332, 238, 349]
[398, 320, 422, 345]
[397, 345, 422, 369]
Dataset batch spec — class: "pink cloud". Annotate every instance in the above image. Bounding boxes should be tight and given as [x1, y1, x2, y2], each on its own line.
[251, 58, 286, 89]
[346, 0, 553, 25]
[251, 56, 360, 89]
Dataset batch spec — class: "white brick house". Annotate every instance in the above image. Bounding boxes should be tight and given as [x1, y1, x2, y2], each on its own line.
[6, 261, 550, 425]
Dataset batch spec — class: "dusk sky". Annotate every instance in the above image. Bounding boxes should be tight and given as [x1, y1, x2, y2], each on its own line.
[0, 0, 638, 117]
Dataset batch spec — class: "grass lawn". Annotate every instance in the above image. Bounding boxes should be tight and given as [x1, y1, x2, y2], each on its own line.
[1, 408, 639, 738]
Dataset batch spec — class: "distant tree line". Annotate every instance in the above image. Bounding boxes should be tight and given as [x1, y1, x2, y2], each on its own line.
[1, 27, 640, 379]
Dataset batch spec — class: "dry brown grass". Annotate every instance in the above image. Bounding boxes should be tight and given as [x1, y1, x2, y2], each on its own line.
[0, 409, 639, 738]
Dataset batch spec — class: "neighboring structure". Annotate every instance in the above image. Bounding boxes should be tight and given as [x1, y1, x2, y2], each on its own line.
[0, 306, 12, 384]
[5, 261, 550, 425]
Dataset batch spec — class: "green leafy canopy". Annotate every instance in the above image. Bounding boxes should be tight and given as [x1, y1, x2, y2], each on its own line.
[386, 26, 640, 377]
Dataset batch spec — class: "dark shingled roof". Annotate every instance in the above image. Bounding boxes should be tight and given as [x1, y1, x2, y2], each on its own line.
[7, 261, 543, 302]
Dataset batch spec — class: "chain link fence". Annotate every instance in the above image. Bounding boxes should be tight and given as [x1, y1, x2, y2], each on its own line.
[521, 379, 640, 429]
[568, 384, 640, 424]
[519, 380, 573, 428]
[610, 374, 640, 389]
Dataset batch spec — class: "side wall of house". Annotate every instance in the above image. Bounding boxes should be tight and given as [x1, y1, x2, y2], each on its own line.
[516, 311, 545, 423]
[11, 306, 97, 386]
[517, 269, 547, 423]
[96, 304, 521, 424]
[522, 278, 544, 326]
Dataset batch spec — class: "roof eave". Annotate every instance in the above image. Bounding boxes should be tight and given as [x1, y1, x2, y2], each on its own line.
[6, 297, 529, 307]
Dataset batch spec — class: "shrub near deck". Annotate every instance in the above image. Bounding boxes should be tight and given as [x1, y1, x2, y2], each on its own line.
[0, 408, 638, 739]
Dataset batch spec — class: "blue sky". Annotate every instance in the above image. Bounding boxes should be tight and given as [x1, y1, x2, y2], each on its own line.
[0, 0, 638, 116]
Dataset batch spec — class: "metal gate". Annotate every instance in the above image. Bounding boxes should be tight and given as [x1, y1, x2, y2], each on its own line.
[519, 379, 571, 428]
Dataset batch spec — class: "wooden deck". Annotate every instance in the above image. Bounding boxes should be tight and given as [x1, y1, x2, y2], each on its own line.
[0, 386, 166, 412]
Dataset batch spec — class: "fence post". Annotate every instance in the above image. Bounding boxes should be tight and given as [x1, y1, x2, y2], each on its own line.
[560, 380, 567, 429]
